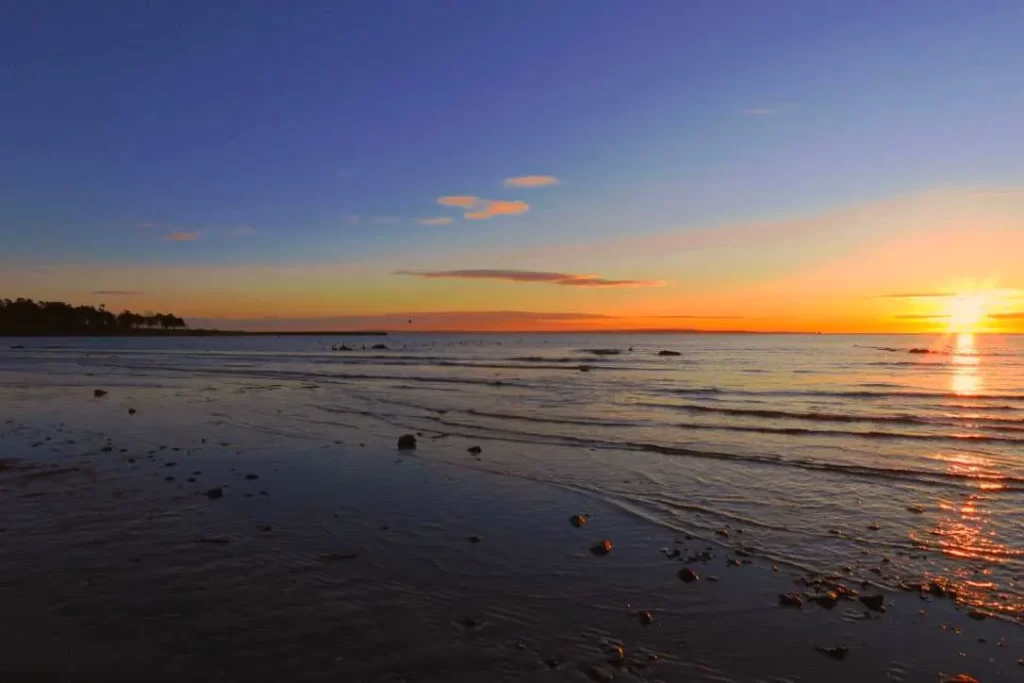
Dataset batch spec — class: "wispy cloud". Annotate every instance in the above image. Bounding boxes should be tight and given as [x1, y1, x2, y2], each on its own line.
[135, 222, 156, 229]
[989, 311, 1024, 320]
[92, 290, 145, 296]
[229, 225, 256, 237]
[437, 196, 479, 209]
[419, 216, 454, 225]
[371, 216, 401, 225]
[464, 200, 530, 220]
[894, 314, 950, 320]
[738, 103, 794, 116]
[166, 231, 202, 241]
[504, 175, 559, 188]
[396, 269, 665, 288]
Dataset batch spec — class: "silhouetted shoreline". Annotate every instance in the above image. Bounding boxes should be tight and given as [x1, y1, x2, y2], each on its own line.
[3, 329, 389, 338]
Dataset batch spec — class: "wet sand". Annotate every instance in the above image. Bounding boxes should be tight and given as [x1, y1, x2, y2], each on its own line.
[1, 385, 1022, 682]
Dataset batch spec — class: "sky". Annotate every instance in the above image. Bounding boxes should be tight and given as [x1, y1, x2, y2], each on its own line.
[2, 0, 1023, 332]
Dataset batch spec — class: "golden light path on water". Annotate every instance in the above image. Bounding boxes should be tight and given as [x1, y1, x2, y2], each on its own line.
[914, 332, 1023, 619]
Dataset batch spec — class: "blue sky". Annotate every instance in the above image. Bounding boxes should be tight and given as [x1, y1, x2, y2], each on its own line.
[2, 1, 1023, 330]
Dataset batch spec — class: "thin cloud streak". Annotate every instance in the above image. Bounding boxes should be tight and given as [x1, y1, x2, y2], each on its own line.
[419, 216, 454, 225]
[894, 314, 950, 320]
[654, 315, 745, 319]
[166, 231, 202, 241]
[989, 311, 1024, 320]
[92, 290, 145, 296]
[504, 175, 559, 188]
[437, 196, 478, 209]
[187, 310, 615, 331]
[396, 269, 665, 288]
[880, 292, 955, 299]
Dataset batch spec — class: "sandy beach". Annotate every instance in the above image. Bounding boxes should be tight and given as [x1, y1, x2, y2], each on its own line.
[2, 362, 1021, 682]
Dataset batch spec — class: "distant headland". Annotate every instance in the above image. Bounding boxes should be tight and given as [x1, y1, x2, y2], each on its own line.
[0, 299, 386, 337]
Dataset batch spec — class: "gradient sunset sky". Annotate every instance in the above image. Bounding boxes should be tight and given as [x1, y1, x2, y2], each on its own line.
[2, 1, 1023, 332]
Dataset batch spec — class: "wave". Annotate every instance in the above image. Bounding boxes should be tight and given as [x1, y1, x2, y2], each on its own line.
[667, 387, 1024, 402]
[669, 420, 1022, 443]
[639, 402, 1023, 430]
[420, 413, 1024, 491]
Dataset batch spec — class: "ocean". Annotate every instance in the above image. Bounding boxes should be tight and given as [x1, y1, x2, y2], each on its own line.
[2, 332, 1022, 623]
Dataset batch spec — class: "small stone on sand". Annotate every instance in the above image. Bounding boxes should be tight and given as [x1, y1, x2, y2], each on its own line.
[467, 445, 482, 454]
[397, 434, 417, 450]
[206, 487, 223, 500]
[93, 389, 107, 398]
[570, 514, 590, 528]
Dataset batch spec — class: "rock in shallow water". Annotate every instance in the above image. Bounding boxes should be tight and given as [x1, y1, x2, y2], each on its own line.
[859, 594, 886, 612]
[397, 434, 417, 450]
[677, 567, 699, 583]
[590, 539, 613, 556]
[93, 389, 108, 398]
[205, 487, 223, 500]
[815, 645, 849, 660]
[778, 592, 804, 608]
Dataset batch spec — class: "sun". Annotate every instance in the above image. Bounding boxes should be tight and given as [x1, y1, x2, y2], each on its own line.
[946, 293, 988, 332]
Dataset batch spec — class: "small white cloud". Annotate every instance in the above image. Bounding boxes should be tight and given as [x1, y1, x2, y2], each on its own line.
[419, 216, 454, 225]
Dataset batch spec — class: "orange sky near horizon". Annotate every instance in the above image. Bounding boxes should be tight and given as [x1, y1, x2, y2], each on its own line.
[3, 188, 1023, 334]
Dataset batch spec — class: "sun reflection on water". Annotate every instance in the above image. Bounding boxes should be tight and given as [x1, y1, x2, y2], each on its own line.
[911, 448, 1023, 619]
[950, 333, 981, 396]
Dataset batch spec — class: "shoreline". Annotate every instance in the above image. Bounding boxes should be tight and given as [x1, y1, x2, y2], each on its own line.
[1, 383, 1020, 681]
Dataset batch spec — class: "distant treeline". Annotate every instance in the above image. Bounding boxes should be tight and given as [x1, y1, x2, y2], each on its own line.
[0, 298, 187, 336]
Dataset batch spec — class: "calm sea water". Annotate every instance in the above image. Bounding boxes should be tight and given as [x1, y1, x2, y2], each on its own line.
[3, 332, 1022, 620]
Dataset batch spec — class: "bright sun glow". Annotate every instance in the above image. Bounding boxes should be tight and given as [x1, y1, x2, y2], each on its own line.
[946, 294, 988, 332]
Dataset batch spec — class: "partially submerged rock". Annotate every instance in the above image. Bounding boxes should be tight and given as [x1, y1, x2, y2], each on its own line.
[677, 567, 699, 583]
[815, 645, 849, 661]
[640, 611, 654, 626]
[859, 594, 886, 612]
[318, 552, 359, 562]
[591, 539, 613, 556]
[205, 486, 224, 500]
[467, 445, 482, 454]
[93, 389, 108, 398]
[128, 408, 137, 415]
[778, 592, 804, 608]
[584, 348, 621, 356]
[397, 434, 417, 450]
[657, 350, 681, 356]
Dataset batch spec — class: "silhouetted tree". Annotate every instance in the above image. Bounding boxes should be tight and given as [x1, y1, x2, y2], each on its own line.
[0, 298, 188, 336]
